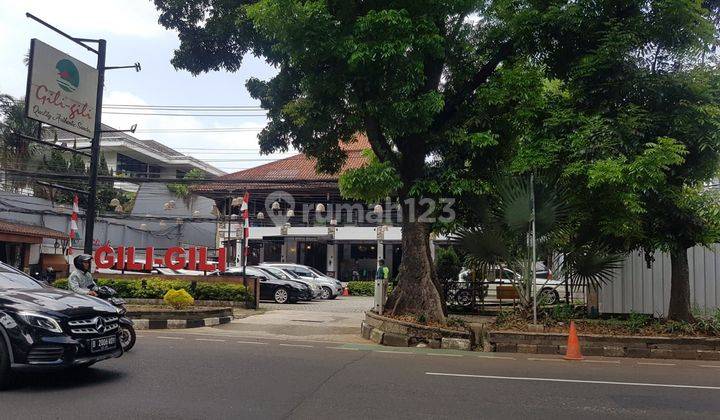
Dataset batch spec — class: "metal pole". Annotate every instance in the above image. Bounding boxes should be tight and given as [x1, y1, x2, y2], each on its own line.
[531, 173, 538, 324]
[83, 39, 106, 254]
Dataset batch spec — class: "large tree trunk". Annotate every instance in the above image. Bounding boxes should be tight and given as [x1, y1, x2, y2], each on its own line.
[384, 219, 446, 323]
[668, 246, 693, 322]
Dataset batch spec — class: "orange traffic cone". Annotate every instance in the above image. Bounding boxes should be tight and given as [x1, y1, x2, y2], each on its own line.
[342, 287, 349, 296]
[563, 321, 584, 361]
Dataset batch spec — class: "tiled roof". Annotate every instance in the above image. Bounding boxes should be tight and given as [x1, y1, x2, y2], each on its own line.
[0, 219, 68, 240]
[193, 134, 372, 193]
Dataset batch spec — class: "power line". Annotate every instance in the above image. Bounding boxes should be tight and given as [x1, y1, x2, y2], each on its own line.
[104, 104, 263, 110]
[104, 111, 266, 117]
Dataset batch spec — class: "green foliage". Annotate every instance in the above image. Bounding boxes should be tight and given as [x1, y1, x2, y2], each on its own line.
[53, 278, 251, 302]
[627, 311, 652, 334]
[163, 289, 195, 309]
[168, 169, 205, 198]
[347, 281, 374, 296]
[339, 149, 402, 203]
[435, 247, 462, 283]
[550, 304, 576, 323]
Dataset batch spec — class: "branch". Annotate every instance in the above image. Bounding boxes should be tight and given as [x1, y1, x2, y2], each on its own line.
[365, 116, 400, 168]
[432, 42, 513, 131]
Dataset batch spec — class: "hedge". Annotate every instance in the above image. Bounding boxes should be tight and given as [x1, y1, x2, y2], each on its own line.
[52, 278, 252, 303]
[347, 281, 393, 296]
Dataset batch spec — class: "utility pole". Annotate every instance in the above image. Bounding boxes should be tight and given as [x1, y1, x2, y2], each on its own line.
[84, 39, 106, 254]
[531, 173, 538, 324]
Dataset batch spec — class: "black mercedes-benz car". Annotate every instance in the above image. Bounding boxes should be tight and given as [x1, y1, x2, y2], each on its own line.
[0, 262, 123, 389]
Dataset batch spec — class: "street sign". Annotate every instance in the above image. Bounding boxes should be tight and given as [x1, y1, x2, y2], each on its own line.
[25, 39, 99, 139]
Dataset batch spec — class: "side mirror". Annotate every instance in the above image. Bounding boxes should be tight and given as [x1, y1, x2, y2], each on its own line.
[260, 276, 268, 282]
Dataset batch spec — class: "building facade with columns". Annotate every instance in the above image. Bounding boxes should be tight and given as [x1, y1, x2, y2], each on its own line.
[193, 135, 408, 281]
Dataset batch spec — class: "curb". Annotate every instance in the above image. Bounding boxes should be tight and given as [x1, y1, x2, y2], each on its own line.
[133, 316, 233, 330]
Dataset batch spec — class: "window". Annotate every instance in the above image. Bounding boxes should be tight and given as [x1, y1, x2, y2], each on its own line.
[350, 244, 376, 260]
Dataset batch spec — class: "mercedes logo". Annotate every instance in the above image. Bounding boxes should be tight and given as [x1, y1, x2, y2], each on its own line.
[94, 317, 105, 334]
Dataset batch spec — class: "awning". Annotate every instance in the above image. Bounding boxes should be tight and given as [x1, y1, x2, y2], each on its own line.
[0, 219, 68, 244]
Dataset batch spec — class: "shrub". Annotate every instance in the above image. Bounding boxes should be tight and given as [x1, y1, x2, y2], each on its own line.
[54, 277, 251, 302]
[347, 281, 374, 296]
[194, 282, 249, 302]
[435, 247, 462, 283]
[163, 289, 195, 309]
[627, 311, 651, 334]
[550, 304, 575, 323]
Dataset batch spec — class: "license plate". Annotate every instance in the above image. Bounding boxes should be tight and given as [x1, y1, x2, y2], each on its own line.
[90, 336, 117, 353]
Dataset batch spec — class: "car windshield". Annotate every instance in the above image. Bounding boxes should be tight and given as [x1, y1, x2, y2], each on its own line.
[0, 268, 43, 290]
[259, 267, 291, 280]
[307, 267, 325, 277]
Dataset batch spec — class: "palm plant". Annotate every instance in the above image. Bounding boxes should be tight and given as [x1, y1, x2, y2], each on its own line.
[458, 174, 623, 316]
[0, 94, 40, 191]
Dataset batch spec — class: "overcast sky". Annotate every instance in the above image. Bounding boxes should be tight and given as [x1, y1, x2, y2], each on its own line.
[0, 0, 294, 174]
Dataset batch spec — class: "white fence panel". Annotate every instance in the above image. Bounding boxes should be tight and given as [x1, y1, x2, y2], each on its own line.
[599, 245, 720, 316]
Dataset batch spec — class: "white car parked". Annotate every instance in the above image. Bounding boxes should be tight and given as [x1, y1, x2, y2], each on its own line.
[263, 263, 343, 300]
[455, 267, 579, 305]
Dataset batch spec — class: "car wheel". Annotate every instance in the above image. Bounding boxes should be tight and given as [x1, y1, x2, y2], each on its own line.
[0, 335, 12, 390]
[120, 326, 136, 352]
[274, 287, 289, 304]
[320, 287, 332, 300]
[455, 290, 473, 307]
[328, 293, 338, 300]
[539, 288, 559, 305]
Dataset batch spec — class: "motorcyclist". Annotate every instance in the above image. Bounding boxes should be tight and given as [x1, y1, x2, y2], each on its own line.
[68, 254, 98, 296]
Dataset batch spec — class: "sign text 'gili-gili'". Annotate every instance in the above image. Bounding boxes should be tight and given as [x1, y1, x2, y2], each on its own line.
[94, 245, 227, 272]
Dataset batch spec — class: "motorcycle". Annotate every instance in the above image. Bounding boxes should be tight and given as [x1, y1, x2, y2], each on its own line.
[93, 285, 136, 352]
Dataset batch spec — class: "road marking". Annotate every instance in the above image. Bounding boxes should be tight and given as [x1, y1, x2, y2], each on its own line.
[376, 350, 414, 354]
[427, 353, 463, 357]
[196, 338, 226, 342]
[236, 341, 268, 345]
[638, 362, 676, 366]
[477, 355, 516, 360]
[279, 343, 313, 348]
[699, 365, 720, 368]
[157, 336, 184, 340]
[426, 372, 720, 390]
[326, 347, 360, 351]
[528, 357, 565, 362]
[582, 360, 621, 364]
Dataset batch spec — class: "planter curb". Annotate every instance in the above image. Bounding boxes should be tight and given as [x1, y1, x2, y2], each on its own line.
[133, 316, 233, 330]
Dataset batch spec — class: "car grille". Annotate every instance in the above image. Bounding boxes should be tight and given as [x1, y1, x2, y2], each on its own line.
[67, 316, 119, 336]
[27, 346, 65, 364]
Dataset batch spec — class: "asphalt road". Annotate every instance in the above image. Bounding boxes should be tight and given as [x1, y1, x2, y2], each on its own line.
[3, 329, 720, 419]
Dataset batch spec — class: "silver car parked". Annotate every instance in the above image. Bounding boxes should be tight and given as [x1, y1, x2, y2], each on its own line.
[263, 263, 343, 300]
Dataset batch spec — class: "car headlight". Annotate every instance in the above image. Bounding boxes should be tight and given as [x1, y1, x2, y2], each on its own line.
[18, 312, 63, 334]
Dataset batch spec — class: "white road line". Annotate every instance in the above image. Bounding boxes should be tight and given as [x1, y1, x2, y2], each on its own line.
[427, 353, 463, 357]
[477, 355, 516, 360]
[376, 350, 414, 354]
[326, 347, 360, 351]
[638, 362, 676, 366]
[699, 365, 720, 368]
[196, 338, 226, 342]
[236, 341, 268, 345]
[426, 372, 720, 390]
[528, 357, 565, 362]
[582, 360, 621, 364]
[279, 343, 313, 348]
[157, 336, 184, 340]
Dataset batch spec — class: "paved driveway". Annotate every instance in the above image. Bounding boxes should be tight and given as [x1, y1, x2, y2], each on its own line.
[211, 296, 374, 343]
[260, 295, 373, 313]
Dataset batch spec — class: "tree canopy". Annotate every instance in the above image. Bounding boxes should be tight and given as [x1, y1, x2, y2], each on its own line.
[154, 0, 720, 322]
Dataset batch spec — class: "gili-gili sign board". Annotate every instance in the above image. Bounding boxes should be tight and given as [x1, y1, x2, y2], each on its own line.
[25, 39, 98, 139]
